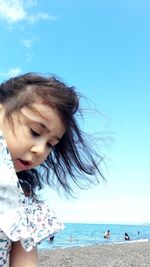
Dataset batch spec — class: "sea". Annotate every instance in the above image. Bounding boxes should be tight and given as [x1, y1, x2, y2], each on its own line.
[38, 223, 150, 251]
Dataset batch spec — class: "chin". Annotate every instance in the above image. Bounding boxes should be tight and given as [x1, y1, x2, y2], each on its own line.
[16, 169, 22, 173]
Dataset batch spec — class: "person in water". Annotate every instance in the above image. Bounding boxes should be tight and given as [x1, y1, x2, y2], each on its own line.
[124, 232, 130, 240]
[49, 236, 54, 242]
[104, 230, 111, 239]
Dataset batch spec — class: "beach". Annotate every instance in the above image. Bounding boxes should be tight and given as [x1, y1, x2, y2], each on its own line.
[38, 241, 150, 267]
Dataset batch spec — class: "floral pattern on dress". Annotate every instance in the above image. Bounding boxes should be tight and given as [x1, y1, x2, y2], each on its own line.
[0, 130, 64, 265]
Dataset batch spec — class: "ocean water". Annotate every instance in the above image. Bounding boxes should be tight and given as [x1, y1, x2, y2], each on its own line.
[38, 223, 150, 250]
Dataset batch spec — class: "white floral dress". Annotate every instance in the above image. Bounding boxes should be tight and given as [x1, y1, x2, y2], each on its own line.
[0, 131, 63, 266]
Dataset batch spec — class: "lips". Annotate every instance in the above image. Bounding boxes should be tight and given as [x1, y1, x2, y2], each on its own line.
[19, 159, 30, 166]
[14, 159, 31, 171]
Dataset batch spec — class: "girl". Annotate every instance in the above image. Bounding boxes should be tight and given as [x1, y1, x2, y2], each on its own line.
[0, 73, 104, 266]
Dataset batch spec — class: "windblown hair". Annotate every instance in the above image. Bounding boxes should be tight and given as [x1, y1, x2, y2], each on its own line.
[0, 73, 104, 196]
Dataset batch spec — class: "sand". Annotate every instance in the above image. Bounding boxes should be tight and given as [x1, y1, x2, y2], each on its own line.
[38, 241, 150, 267]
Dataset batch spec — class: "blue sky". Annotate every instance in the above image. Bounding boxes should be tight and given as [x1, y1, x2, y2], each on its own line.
[0, 0, 150, 224]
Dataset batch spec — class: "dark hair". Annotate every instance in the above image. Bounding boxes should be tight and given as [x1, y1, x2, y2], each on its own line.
[0, 72, 104, 196]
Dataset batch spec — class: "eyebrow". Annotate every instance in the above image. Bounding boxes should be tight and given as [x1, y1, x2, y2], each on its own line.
[31, 120, 61, 142]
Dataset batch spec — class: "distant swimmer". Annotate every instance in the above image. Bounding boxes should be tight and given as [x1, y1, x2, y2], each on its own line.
[104, 230, 111, 239]
[124, 232, 130, 241]
[68, 235, 73, 242]
[49, 235, 55, 242]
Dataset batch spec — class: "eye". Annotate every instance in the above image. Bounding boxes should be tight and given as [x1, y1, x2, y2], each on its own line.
[30, 129, 40, 137]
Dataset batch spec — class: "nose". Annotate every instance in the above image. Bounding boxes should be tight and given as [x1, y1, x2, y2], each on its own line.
[30, 141, 47, 156]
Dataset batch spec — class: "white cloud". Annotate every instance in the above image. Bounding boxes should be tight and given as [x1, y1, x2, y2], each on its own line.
[25, 51, 33, 62]
[0, 0, 54, 25]
[0, 0, 26, 23]
[22, 38, 37, 62]
[0, 67, 22, 78]
[28, 12, 57, 24]
[22, 38, 35, 48]
[24, 0, 37, 8]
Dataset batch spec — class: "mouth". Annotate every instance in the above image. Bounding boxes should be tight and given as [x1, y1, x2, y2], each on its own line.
[19, 159, 30, 166]
[14, 158, 31, 171]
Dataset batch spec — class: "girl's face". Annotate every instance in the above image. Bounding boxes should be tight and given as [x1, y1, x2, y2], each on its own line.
[0, 101, 66, 172]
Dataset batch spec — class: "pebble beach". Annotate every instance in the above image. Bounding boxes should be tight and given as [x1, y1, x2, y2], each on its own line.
[38, 241, 150, 267]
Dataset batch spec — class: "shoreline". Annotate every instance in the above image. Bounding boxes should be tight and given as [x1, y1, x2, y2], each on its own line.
[38, 241, 150, 266]
[38, 238, 149, 253]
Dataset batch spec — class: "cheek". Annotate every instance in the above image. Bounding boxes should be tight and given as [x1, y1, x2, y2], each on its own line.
[7, 142, 21, 158]
[2, 132, 17, 156]
[36, 149, 51, 165]
[44, 149, 52, 161]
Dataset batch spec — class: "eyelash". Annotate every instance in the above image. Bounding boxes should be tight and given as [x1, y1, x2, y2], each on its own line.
[30, 129, 53, 149]
[30, 129, 40, 137]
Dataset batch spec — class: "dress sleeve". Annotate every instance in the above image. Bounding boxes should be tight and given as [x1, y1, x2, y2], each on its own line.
[0, 131, 64, 252]
[0, 131, 22, 215]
